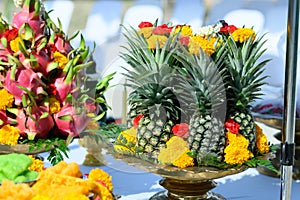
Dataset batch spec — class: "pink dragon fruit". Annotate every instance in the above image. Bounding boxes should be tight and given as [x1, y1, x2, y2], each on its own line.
[49, 34, 73, 54]
[16, 105, 54, 140]
[3, 66, 45, 105]
[53, 103, 90, 138]
[49, 75, 78, 103]
[12, 0, 44, 35]
[0, 110, 10, 128]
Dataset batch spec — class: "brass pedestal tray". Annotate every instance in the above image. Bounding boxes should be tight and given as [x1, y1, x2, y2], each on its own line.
[0, 143, 53, 155]
[113, 154, 247, 200]
[254, 113, 300, 179]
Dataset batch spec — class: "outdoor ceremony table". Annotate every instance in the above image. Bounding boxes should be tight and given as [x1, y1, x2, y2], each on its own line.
[39, 123, 300, 200]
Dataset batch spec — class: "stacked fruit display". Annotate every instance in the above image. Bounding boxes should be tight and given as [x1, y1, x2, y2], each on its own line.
[114, 20, 274, 170]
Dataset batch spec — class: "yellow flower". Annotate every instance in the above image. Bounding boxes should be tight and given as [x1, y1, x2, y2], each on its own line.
[63, 192, 89, 200]
[146, 35, 168, 49]
[188, 35, 215, 56]
[173, 25, 193, 36]
[49, 96, 61, 114]
[28, 155, 44, 172]
[224, 132, 254, 165]
[114, 127, 137, 154]
[0, 124, 20, 146]
[88, 168, 113, 193]
[255, 124, 270, 154]
[53, 51, 69, 69]
[232, 28, 256, 43]
[172, 150, 194, 168]
[0, 88, 14, 110]
[10, 36, 22, 53]
[88, 168, 114, 200]
[158, 136, 191, 165]
[32, 195, 51, 200]
[138, 27, 153, 39]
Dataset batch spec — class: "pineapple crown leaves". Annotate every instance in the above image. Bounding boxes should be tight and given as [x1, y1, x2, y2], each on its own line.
[175, 44, 227, 116]
[223, 34, 270, 109]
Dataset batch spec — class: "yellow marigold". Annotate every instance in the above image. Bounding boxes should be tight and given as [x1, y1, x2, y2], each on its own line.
[88, 168, 113, 193]
[0, 124, 20, 146]
[224, 132, 254, 165]
[138, 27, 153, 39]
[28, 155, 44, 172]
[173, 25, 193, 36]
[232, 28, 256, 43]
[63, 192, 90, 200]
[188, 35, 215, 56]
[146, 35, 168, 49]
[53, 51, 69, 69]
[255, 124, 270, 154]
[158, 136, 189, 164]
[49, 96, 61, 114]
[32, 195, 51, 200]
[10, 36, 22, 53]
[0, 88, 14, 110]
[172, 150, 194, 168]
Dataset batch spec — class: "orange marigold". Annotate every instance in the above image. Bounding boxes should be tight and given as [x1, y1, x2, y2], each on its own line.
[0, 89, 14, 111]
[28, 155, 44, 172]
[146, 35, 168, 49]
[88, 168, 113, 193]
[49, 96, 61, 114]
[188, 35, 215, 55]
[53, 51, 69, 69]
[255, 124, 270, 154]
[138, 27, 153, 39]
[224, 132, 253, 165]
[232, 28, 256, 43]
[0, 124, 20, 146]
[172, 150, 194, 168]
[173, 25, 193, 36]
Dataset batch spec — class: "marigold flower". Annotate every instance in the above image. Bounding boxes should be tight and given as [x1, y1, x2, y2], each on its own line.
[10, 36, 22, 52]
[158, 136, 189, 164]
[174, 25, 193, 36]
[255, 124, 270, 154]
[87, 168, 114, 200]
[0, 124, 20, 146]
[53, 51, 69, 69]
[88, 168, 113, 193]
[0, 89, 14, 111]
[172, 150, 194, 168]
[146, 35, 168, 49]
[188, 35, 215, 55]
[138, 27, 153, 39]
[231, 28, 256, 43]
[49, 96, 61, 114]
[28, 155, 44, 172]
[62, 192, 90, 200]
[31, 195, 51, 200]
[224, 131, 253, 165]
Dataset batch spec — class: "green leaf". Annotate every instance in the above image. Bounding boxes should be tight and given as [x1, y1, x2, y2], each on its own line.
[58, 114, 73, 121]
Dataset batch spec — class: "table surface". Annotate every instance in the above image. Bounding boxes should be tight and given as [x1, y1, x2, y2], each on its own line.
[40, 122, 300, 200]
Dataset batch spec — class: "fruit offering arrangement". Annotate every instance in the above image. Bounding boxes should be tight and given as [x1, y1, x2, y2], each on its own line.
[114, 20, 277, 171]
[0, 0, 112, 165]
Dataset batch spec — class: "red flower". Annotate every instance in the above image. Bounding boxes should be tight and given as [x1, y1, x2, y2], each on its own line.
[225, 119, 240, 134]
[172, 123, 189, 138]
[138, 21, 153, 28]
[152, 24, 173, 35]
[219, 24, 237, 34]
[179, 36, 190, 46]
[133, 114, 144, 128]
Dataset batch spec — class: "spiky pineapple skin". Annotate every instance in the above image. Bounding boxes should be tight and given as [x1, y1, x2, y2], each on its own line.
[230, 111, 256, 151]
[136, 115, 174, 160]
[188, 114, 226, 161]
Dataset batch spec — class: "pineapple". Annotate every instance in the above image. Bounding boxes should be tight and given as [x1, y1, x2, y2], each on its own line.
[222, 33, 269, 152]
[176, 45, 227, 162]
[120, 27, 183, 160]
